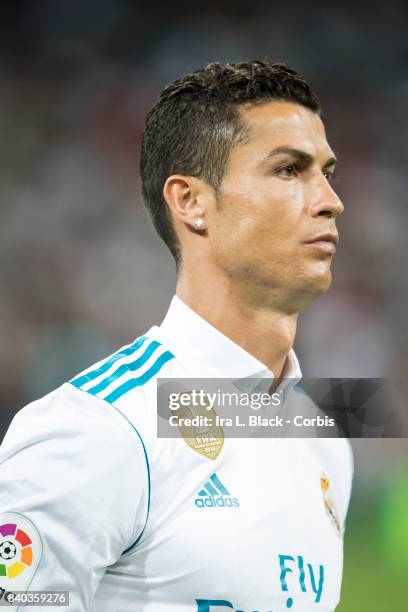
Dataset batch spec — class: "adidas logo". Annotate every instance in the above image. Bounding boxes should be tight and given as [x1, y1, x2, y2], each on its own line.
[195, 473, 240, 509]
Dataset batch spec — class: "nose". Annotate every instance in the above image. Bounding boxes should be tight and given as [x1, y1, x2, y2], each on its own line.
[309, 177, 344, 219]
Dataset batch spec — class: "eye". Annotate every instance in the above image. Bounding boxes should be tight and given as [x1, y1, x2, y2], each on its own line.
[278, 164, 299, 178]
[323, 170, 335, 182]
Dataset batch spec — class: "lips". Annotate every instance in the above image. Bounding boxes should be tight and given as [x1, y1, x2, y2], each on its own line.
[306, 233, 339, 245]
[304, 233, 339, 254]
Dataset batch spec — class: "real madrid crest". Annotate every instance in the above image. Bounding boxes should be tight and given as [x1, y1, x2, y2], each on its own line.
[321, 473, 342, 538]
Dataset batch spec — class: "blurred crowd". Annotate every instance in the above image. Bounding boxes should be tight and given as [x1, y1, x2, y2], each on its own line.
[0, 0, 407, 422]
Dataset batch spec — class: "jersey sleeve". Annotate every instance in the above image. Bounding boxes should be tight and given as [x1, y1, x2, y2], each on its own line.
[0, 383, 149, 611]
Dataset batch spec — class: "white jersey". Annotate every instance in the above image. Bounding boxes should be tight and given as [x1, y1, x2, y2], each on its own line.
[0, 296, 353, 612]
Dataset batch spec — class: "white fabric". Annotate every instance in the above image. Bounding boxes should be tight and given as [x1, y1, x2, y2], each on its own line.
[0, 295, 353, 611]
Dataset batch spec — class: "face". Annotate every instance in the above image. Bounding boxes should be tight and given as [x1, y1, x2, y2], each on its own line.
[207, 101, 344, 312]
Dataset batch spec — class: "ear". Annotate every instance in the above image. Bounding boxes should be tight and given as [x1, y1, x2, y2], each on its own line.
[163, 175, 210, 231]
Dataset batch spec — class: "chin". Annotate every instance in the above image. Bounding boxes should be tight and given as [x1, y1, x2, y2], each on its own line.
[308, 269, 333, 296]
[292, 266, 333, 308]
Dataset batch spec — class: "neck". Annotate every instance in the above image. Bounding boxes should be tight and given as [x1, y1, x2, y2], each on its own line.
[176, 262, 299, 380]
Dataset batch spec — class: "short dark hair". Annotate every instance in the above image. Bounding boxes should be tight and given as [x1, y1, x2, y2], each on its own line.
[140, 60, 321, 266]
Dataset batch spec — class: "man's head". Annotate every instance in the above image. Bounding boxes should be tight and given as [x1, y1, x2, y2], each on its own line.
[141, 61, 343, 311]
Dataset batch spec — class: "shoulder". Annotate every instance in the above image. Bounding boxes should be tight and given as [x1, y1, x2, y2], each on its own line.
[0, 378, 151, 583]
[1, 382, 145, 469]
[69, 330, 176, 408]
[2, 329, 179, 464]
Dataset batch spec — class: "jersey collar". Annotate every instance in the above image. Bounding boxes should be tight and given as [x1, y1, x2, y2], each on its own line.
[158, 295, 302, 391]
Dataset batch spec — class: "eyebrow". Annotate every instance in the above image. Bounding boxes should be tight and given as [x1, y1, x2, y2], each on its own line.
[260, 146, 337, 169]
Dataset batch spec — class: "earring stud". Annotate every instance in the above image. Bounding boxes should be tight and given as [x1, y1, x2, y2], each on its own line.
[194, 218, 205, 229]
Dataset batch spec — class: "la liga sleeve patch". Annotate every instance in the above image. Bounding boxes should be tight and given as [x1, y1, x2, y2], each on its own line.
[0, 512, 43, 600]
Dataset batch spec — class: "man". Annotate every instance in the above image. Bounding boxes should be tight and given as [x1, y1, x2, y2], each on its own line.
[0, 62, 353, 611]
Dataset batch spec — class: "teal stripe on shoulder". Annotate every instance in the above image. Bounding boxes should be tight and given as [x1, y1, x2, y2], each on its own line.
[104, 350, 174, 403]
[71, 336, 147, 389]
[86, 340, 161, 397]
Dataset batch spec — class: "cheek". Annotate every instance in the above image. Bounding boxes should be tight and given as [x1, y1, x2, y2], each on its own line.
[212, 179, 305, 258]
[238, 184, 303, 241]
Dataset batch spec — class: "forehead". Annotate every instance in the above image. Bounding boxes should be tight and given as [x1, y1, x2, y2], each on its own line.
[237, 101, 333, 160]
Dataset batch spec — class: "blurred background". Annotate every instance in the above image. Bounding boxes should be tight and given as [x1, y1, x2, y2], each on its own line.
[0, 0, 407, 609]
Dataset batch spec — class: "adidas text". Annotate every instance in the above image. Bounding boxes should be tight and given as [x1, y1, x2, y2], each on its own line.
[195, 496, 239, 508]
